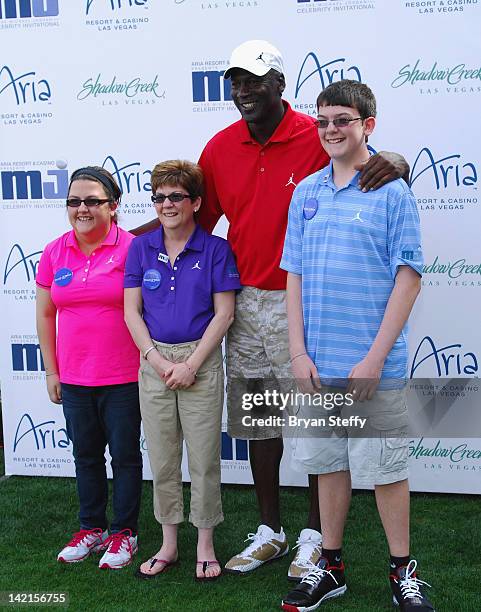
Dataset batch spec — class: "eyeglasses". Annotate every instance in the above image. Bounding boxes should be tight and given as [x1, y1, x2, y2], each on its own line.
[315, 117, 363, 129]
[66, 198, 112, 208]
[151, 192, 192, 205]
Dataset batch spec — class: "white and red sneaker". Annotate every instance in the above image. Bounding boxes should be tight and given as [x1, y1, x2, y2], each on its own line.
[57, 528, 108, 563]
[99, 529, 138, 570]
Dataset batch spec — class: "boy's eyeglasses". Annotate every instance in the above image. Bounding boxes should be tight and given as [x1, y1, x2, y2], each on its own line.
[151, 192, 192, 205]
[66, 198, 112, 208]
[315, 117, 363, 129]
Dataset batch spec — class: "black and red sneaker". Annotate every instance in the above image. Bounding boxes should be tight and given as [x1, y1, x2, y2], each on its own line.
[390, 560, 435, 611]
[281, 557, 346, 612]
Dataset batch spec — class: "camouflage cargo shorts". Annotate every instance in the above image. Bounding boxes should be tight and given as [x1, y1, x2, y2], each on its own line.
[226, 287, 294, 440]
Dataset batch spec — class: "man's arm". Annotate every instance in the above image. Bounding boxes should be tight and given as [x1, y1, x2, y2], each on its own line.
[356, 151, 410, 192]
[347, 266, 421, 400]
[130, 217, 160, 237]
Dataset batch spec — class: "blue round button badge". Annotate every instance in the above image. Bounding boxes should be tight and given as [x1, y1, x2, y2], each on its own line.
[54, 268, 73, 287]
[143, 268, 162, 290]
[303, 198, 318, 220]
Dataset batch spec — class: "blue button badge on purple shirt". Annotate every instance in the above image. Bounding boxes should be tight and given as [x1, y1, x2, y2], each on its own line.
[143, 268, 162, 290]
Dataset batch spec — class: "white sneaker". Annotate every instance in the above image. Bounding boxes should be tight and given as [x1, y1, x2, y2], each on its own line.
[288, 528, 323, 581]
[224, 524, 289, 574]
[99, 529, 138, 570]
[57, 528, 108, 563]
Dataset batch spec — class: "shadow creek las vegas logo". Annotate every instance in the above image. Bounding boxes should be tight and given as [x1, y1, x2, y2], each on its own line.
[391, 59, 481, 96]
[403, 0, 479, 15]
[85, 0, 149, 31]
[0, 0, 60, 30]
[77, 73, 166, 107]
[296, 0, 376, 14]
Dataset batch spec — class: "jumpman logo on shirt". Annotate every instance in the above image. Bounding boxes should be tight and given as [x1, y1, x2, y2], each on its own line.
[106, 255, 115, 264]
[349, 210, 364, 222]
[285, 173, 297, 188]
[192, 261, 202, 270]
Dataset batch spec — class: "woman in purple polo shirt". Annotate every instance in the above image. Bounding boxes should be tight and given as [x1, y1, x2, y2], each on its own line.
[124, 160, 240, 580]
[36, 167, 142, 570]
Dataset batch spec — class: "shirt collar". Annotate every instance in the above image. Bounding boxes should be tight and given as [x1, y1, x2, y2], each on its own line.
[239, 100, 300, 145]
[65, 222, 119, 249]
[321, 161, 362, 191]
[148, 223, 205, 254]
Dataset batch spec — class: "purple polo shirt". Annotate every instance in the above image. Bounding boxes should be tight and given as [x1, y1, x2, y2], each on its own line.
[124, 224, 241, 343]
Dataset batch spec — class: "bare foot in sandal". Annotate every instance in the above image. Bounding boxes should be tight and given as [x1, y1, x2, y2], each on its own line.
[137, 545, 178, 578]
[195, 560, 221, 580]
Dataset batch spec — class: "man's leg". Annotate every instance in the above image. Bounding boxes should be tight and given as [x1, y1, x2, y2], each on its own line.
[249, 437, 283, 532]
[225, 288, 288, 574]
[307, 473, 321, 531]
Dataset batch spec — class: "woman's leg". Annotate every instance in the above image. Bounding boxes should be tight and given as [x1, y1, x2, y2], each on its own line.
[99, 382, 142, 534]
[178, 346, 224, 578]
[62, 383, 108, 531]
[138, 524, 179, 576]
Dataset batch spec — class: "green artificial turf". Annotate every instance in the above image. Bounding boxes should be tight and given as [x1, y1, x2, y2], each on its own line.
[0, 450, 479, 612]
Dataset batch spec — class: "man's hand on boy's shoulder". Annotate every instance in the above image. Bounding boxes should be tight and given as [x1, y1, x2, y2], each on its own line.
[355, 151, 410, 192]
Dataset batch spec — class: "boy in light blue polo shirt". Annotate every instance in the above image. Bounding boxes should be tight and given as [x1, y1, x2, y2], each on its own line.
[280, 81, 435, 612]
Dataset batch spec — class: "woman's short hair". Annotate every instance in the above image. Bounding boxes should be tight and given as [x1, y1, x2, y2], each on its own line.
[151, 160, 203, 199]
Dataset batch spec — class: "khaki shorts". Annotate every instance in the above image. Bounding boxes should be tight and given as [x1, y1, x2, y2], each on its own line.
[290, 387, 409, 486]
[226, 287, 293, 440]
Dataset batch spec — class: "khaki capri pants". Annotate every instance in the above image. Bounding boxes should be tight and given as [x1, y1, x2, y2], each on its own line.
[139, 340, 224, 529]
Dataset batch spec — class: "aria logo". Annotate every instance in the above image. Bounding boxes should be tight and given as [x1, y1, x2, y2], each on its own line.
[410, 147, 478, 191]
[0, 65, 51, 106]
[86, 0, 148, 15]
[294, 53, 362, 100]
[410, 335, 478, 378]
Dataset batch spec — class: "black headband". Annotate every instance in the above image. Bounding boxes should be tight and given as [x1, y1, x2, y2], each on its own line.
[69, 167, 121, 201]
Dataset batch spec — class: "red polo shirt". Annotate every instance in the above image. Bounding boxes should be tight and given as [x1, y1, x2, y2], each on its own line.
[198, 101, 329, 290]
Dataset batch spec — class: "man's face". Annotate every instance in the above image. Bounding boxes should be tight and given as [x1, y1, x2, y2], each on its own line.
[229, 68, 284, 124]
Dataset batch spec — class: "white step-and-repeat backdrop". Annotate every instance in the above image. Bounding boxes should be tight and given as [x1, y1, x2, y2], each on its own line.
[1, 1, 480, 493]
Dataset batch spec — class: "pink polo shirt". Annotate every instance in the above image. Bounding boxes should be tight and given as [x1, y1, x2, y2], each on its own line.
[36, 223, 140, 386]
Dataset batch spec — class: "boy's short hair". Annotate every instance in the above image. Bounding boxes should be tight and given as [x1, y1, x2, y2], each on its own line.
[151, 159, 204, 199]
[316, 80, 377, 118]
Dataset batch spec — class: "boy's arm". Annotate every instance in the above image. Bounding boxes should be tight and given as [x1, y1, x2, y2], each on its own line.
[347, 265, 421, 401]
[286, 272, 320, 394]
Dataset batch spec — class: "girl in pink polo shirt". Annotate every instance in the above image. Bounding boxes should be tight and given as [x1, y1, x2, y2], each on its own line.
[36, 167, 142, 571]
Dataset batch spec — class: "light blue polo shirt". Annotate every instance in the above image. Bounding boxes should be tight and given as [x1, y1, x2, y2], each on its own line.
[280, 162, 423, 384]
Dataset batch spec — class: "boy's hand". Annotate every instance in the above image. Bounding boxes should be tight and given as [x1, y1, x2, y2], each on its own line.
[347, 357, 383, 402]
[356, 151, 409, 192]
[291, 354, 321, 394]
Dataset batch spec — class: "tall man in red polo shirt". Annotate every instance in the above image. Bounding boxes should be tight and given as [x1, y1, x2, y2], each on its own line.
[197, 40, 408, 580]
[134, 40, 408, 580]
